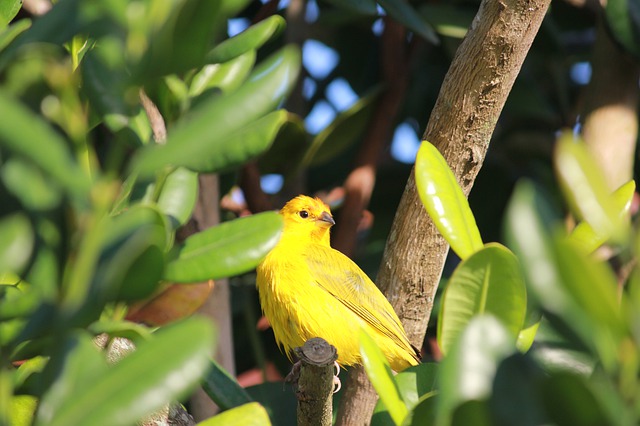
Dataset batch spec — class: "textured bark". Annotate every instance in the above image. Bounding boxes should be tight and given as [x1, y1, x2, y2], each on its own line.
[582, 18, 639, 191]
[335, 0, 552, 424]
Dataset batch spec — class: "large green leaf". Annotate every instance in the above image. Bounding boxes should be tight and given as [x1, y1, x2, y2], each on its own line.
[164, 211, 283, 282]
[0, 214, 33, 275]
[378, 0, 439, 44]
[360, 329, 408, 426]
[38, 317, 215, 426]
[201, 358, 253, 411]
[437, 243, 526, 355]
[189, 50, 256, 97]
[438, 315, 513, 425]
[570, 180, 636, 253]
[197, 402, 271, 426]
[304, 87, 380, 167]
[132, 46, 301, 176]
[415, 140, 483, 260]
[0, 93, 90, 200]
[554, 132, 626, 244]
[156, 167, 199, 229]
[207, 15, 286, 64]
[0, 19, 31, 51]
[0, 0, 21, 28]
[323, 0, 377, 15]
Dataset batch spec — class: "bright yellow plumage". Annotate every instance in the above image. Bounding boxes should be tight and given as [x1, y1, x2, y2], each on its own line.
[256, 195, 420, 372]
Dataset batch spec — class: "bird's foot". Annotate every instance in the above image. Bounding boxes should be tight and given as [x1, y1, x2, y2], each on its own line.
[333, 361, 341, 393]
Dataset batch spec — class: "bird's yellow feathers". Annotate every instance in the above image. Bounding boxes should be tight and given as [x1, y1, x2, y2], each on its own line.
[256, 195, 420, 372]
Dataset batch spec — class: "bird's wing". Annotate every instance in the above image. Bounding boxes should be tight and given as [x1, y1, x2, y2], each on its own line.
[305, 244, 413, 353]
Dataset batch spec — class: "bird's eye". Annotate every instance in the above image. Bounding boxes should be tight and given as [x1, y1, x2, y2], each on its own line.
[299, 210, 309, 219]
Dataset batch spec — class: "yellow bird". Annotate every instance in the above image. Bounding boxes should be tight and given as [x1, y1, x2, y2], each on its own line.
[256, 195, 420, 372]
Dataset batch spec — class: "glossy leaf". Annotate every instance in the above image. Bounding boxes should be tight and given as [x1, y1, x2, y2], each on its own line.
[0, 214, 33, 275]
[197, 402, 271, 426]
[189, 50, 256, 97]
[132, 46, 301, 176]
[164, 211, 283, 282]
[415, 140, 483, 260]
[438, 315, 513, 424]
[378, 0, 439, 44]
[304, 87, 380, 167]
[201, 358, 253, 411]
[555, 132, 625, 244]
[438, 243, 526, 355]
[207, 15, 286, 64]
[41, 317, 215, 426]
[156, 167, 199, 229]
[0, 93, 89, 200]
[0, 0, 21, 28]
[360, 329, 408, 426]
[570, 179, 636, 253]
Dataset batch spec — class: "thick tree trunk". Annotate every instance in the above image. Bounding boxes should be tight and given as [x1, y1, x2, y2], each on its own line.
[335, 0, 552, 424]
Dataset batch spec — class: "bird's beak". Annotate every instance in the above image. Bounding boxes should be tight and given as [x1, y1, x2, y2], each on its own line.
[318, 211, 335, 226]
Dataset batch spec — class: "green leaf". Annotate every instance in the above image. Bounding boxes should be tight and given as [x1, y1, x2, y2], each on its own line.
[132, 46, 301, 176]
[360, 329, 408, 426]
[245, 382, 296, 426]
[0, 0, 21, 28]
[1, 158, 62, 211]
[258, 113, 309, 177]
[438, 315, 513, 425]
[554, 132, 626, 244]
[164, 211, 283, 282]
[156, 167, 199, 229]
[190, 50, 256, 97]
[201, 358, 253, 411]
[304, 87, 380, 167]
[605, 0, 640, 57]
[420, 4, 475, 39]
[437, 243, 526, 355]
[415, 140, 483, 260]
[0, 93, 90, 200]
[10, 395, 38, 426]
[40, 317, 215, 426]
[207, 15, 286, 64]
[570, 180, 636, 253]
[134, 0, 223, 79]
[87, 320, 153, 342]
[0, 214, 32, 275]
[378, 0, 439, 44]
[196, 402, 270, 426]
[0, 18, 31, 51]
[0, 283, 39, 321]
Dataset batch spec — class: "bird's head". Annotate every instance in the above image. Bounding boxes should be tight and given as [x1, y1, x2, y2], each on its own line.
[280, 195, 335, 245]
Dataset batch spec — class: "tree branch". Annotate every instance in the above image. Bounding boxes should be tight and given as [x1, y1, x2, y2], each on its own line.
[335, 0, 552, 423]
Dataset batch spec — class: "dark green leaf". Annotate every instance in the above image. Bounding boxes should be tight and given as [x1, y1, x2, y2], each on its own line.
[245, 382, 296, 426]
[0, 0, 22, 28]
[605, 0, 640, 57]
[437, 243, 526, 355]
[164, 211, 283, 282]
[416, 140, 483, 260]
[0, 214, 33, 275]
[196, 402, 271, 426]
[40, 317, 215, 426]
[0, 93, 90, 200]
[258, 113, 309, 178]
[420, 4, 475, 38]
[323, 0, 377, 15]
[378, 0, 439, 44]
[207, 15, 286, 64]
[132, 46, 301, 176]
[201, 358, 253, 411]
[156, 167, 199, 229]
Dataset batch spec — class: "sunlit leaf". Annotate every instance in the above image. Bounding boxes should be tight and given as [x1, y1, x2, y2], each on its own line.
[0, 0, 22, 28]
[196, 402, 271, 426]
[0, 214, 33, 275]
[437, 243, 526, 355]
[164, 212, 283, 282]
[190, 50, 256, 97]
[156, 167, 199, 229]
[360, 329, 408, 426]
[415, 140, 483, 260]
